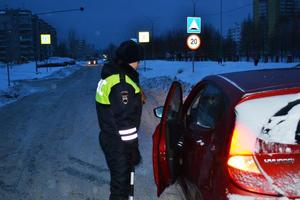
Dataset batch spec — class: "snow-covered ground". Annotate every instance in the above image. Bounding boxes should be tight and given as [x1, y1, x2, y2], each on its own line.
[0, 57, 76, 91]
[0, 57, 81, 107]
[139, 60, 299, 86]
[138, 60, 299, 99]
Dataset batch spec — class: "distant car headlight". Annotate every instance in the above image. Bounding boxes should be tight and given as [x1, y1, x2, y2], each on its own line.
[88, 61, 91, 65]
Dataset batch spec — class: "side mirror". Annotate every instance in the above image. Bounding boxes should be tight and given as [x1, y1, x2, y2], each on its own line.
[153, 106, 164, 118]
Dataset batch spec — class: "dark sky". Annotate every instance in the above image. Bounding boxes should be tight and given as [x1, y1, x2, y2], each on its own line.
[1, 0, 252, 49]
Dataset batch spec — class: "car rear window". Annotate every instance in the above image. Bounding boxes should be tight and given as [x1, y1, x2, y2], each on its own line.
[235, 92, 300, 145]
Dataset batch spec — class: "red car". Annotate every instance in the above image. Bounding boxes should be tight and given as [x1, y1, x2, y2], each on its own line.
[153, 68, 300, 200]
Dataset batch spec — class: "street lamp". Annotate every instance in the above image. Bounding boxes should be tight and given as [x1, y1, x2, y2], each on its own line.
[35, 7, 84, 16]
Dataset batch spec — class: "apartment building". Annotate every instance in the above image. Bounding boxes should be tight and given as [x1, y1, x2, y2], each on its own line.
[0, 9, 57, 63]
[253, 0, 300, 57]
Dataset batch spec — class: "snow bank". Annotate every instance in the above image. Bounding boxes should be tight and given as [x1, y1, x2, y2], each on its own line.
[46, 57, 74, 63]
[140, 60, 298, 85]
[139, 60, 298, 101]
[0, 57, 76, 91]
[0, 58, 81, 107]
[0, 83, 46, 107]
[140, 75, 192, 96]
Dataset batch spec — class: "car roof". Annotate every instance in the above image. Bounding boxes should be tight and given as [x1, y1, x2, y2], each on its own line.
[214, 68, 300, 94]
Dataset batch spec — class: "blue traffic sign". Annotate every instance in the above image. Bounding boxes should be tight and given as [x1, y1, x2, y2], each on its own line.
[187, 17, 201, 34]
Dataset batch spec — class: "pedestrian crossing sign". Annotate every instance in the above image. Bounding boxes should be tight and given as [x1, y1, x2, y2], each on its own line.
[40, 34, 51, 45]
[187, 17, 201, 34]
[138, 32, 150, 43]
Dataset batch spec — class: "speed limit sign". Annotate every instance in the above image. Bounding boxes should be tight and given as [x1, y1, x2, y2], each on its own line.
[187, 34, 201, 50]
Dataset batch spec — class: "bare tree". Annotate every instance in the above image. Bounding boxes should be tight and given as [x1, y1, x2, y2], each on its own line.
[68, 29, 80, 59]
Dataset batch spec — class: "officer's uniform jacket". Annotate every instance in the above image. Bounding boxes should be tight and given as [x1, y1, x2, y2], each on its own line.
[95, 61, 142, 142]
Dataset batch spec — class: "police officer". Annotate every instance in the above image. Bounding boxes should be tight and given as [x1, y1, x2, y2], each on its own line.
[95, 40, 144, 200]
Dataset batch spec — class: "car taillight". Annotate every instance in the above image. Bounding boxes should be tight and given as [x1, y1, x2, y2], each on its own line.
[228, 124, 278, 196]
[228, 156, 260, 173]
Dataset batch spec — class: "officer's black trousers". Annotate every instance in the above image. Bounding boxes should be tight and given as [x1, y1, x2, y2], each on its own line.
[99, 132, 131, 200]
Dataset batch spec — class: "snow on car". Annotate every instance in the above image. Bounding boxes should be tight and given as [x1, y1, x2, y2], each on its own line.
[234, 91, 300, 198]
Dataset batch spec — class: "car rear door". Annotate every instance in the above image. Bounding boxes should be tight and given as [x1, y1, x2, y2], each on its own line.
[152, 81, 183, 196]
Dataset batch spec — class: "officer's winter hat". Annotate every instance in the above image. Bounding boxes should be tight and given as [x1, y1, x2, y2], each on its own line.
[116, 40, 144, 64]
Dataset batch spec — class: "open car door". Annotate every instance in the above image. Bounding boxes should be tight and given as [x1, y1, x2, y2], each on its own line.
[152, 81, 183, 196]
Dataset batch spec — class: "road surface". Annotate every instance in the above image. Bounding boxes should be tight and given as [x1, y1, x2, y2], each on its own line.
[0, 65, 184, 200]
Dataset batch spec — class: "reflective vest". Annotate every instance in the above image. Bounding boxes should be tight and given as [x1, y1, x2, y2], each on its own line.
[96, 74, 141, 105]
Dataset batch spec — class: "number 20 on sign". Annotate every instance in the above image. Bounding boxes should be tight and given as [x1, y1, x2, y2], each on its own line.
[187, 34, 201, 50]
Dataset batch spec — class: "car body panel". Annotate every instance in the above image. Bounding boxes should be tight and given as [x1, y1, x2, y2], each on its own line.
[153, 68, 300, 200]
[254, 148, 300, 198]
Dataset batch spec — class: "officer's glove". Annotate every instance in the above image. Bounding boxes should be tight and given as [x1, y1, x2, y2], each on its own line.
[131, 147, 141, 166]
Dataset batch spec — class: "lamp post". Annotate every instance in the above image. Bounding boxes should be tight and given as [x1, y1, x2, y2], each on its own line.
[34, 7, 84, 73]
[220, 0, 223, 64]
[143, 16, 157, 59]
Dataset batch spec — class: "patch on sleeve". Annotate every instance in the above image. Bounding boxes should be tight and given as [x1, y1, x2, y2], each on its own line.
[121, 91, 129, 104]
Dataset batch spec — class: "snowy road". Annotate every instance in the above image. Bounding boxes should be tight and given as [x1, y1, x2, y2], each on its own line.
[0, 66, 183, 200]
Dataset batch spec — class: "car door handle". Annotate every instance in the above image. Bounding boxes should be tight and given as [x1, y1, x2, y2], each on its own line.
[210, 145, 216, 151]
[196, 139, 205, 146]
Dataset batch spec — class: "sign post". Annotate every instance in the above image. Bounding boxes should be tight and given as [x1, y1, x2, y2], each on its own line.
[187, 17, 201, 73]
[6, 63, 11, 87]
[187, 34, 201, 73]
[37, 34, 52, 74]
[138, 32, 150, 71]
